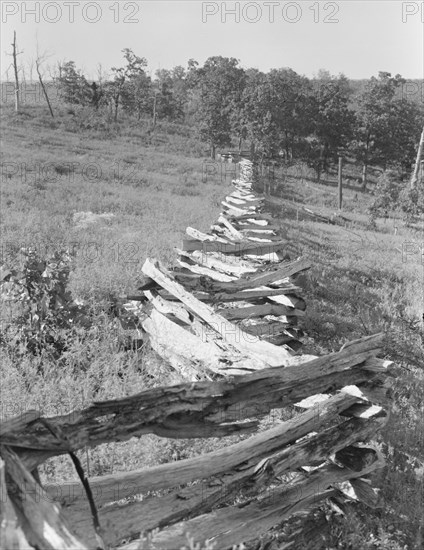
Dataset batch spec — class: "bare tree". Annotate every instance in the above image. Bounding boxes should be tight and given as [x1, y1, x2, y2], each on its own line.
[10, 31, 23, 112]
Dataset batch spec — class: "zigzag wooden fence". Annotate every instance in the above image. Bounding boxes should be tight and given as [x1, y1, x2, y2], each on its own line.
[120, 157, 309, 374]
[0, 158, 394, 549]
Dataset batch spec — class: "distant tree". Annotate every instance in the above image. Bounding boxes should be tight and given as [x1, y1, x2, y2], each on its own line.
[315, 68, 332, 81]
[154, 68, 186, 121]
[122, 71, 151, 121]
[268, 68, 314, 160]
[311, 73, 355, 178]
[239, 68, 314, 163]
[193, 56, 245, 158]
[109, 49, 150, 122]
[240, 69, 280, 160]
[382, 99, 424, 173]
[183, 59, 202, 124]
[171, 65, 189, 121]
[352, 72, 406, 189]
[185, 59, 201, 89]
[56, 60, 91, 105]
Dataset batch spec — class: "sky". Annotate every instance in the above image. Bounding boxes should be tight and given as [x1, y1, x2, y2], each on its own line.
[0, 0, 423, 81]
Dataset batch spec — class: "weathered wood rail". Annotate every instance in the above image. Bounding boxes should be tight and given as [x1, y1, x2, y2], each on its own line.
[0, 158, 395, 549]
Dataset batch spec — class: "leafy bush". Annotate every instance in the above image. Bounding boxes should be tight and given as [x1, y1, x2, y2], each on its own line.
[62, 106, 121, 138]
[397, 185, 424, 221]
[368, 170, 402, 218]
[56, 61, 92, 106]
[0, 248, 90, 358]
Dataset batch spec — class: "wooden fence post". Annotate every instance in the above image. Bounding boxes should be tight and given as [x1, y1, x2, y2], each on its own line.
[338, 156, 343, 210]
[410, 126, 424, 189]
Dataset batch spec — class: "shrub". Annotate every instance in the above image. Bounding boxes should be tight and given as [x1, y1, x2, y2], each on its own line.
[0, 248, 90, 358]
[56, 61, 92, 106]
[62, 106, 121, 138]
[369, 169, 424, 224]
[398, 185, 424, 221]
[368, 170, 402, 218]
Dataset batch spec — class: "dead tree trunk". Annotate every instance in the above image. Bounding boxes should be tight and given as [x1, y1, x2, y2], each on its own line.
[410, 126, 424, 189]
[36, 60, 54, 118]
[12, 31, 20, 113]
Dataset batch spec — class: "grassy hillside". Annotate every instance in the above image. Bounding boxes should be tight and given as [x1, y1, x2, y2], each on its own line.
[1, 103, 423, 549]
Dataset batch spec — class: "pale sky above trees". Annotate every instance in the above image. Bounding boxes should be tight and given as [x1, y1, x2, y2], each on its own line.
[1, 0, 422, 81]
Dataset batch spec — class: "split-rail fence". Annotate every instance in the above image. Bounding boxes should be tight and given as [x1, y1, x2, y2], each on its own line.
[0, 158, 394, 549]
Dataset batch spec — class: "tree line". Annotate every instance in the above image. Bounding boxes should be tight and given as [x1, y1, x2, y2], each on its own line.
[55, 51, 423, 189]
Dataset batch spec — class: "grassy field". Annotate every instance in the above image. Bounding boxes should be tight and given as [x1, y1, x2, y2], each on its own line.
[1, 102, 423, 549]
